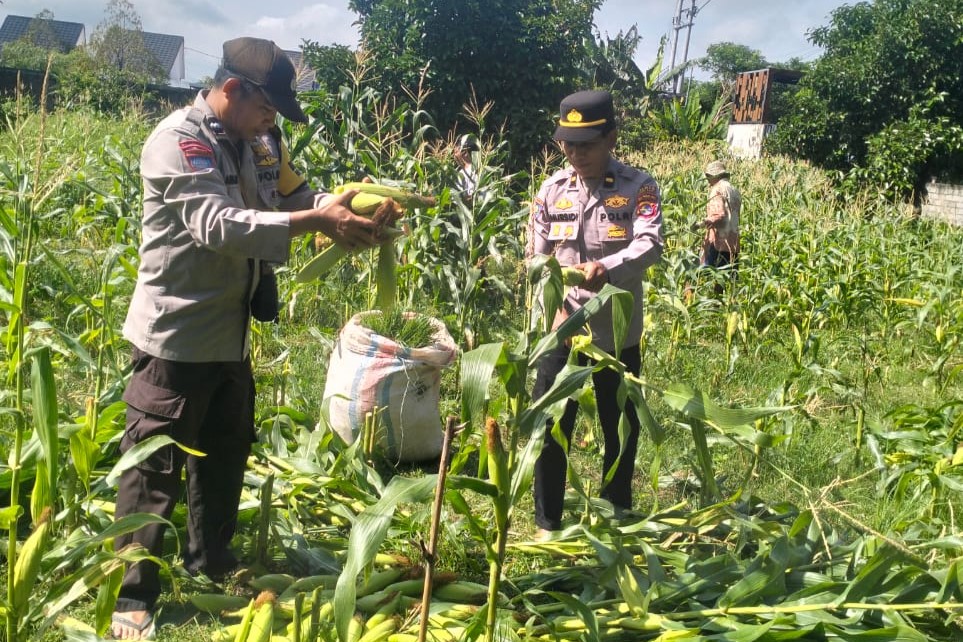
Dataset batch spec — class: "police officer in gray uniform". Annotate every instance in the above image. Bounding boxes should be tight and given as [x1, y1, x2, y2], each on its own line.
[527, 90, 663, 537]
[110, 37, 380, 640]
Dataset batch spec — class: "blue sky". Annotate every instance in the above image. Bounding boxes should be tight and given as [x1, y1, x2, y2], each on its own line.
[4, 0, 846, 84]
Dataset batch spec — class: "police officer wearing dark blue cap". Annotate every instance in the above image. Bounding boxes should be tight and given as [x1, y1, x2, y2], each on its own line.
[108, 36, 382, 640]
[527, 89, 664, 538]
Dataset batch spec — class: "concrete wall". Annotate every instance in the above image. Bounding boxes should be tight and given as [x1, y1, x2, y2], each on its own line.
[726, 123, 777, 159]
[922, 181, 963, 226]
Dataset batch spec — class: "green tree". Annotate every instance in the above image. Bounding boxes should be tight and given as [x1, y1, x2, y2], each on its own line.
[88, 0, 166, 83]
[349, 0, 601, 163]
[767, 0, 963, 200]
[300, 41, 356, 94]
[698, 41, 768, 83]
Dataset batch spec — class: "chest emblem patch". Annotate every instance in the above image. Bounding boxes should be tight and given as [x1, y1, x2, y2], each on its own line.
[605, 195, 629, 208]
[606, 226, 627, 239]
[554, 197, 574, 210]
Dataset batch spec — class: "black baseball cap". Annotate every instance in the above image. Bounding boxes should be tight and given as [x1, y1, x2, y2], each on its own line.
[222, 37, 307, 123]
[554, 90, 615, 142]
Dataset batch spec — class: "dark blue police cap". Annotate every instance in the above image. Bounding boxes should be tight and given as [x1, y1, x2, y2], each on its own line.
[554, 90, 615, 142]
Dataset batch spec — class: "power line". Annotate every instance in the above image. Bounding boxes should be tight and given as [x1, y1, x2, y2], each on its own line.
[185, 46, 220, 60]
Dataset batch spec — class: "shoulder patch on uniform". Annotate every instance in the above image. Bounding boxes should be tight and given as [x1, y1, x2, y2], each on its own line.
[635, 183, 660, 219]
[179, 140, 215, 171]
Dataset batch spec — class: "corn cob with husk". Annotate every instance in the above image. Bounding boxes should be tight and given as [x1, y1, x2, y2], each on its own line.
[12, 507, 52, 617]
[244, 591, 276, 642]
[298, 181, 433, 290]
[561, 267, 586, 286]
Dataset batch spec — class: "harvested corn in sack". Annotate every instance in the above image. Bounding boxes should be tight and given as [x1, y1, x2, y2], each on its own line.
[323, 311, 457, 462]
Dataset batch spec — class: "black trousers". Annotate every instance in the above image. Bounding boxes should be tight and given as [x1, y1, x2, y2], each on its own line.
[113, 347, 255, 612]
[532, 343, 642, 530]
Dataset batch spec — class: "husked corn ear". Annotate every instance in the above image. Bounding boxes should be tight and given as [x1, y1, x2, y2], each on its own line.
[334, 182, 436, 209]
[12, 507, 52, 616]
[561, 267, 586, 286]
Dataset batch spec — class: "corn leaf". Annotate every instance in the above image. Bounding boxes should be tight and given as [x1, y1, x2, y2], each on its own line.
[460, 342, 504, 425]
[334, 475, 436, 642]
[663, 383, 792, 428]
[30, 347, 58, 515]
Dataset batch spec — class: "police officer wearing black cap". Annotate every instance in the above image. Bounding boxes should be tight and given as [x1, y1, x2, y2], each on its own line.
[109, 37, 382, 640]
[527, 90, 664, 539]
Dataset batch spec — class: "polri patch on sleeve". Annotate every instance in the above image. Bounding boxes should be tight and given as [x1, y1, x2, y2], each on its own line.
[635, 184, 660, 219]
[179, 140, 215, 171]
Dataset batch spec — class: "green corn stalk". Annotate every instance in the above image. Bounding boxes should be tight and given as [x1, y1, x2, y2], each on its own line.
[483, 417, 510, 642]
[255, 471, 275, 568]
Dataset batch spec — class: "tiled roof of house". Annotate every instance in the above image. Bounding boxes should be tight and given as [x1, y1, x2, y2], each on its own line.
[283, 49, 318, 92]
[142, 31, 183, 76]
[0, 15, 85, 52]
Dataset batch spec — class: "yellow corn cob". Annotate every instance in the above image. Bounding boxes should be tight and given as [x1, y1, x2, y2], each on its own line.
[333, 182, 436, 210]
[246, 592, 276, 642]
[347, 614, 365, 642]
[350, 192, 390, 216]
[12, 508, 52, 616]
[357, 617, 398, 642]
[561, 267, 586, 286]
[364, 591, 402, 632]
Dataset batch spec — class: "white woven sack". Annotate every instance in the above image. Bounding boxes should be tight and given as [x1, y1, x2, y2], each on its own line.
[323, 312, 457, 462]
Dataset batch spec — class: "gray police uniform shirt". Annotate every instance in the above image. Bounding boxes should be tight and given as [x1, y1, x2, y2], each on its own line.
[123, 91, 323, 363]
[528, 157, 664, 353]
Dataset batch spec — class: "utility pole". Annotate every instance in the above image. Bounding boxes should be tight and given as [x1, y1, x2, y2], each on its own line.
[669, 0, 709, 95]
[668, 0, 684, 93]
[676, 0, 698, 94]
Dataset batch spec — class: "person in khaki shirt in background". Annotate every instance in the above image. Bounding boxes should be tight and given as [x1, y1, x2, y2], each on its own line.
[692, 160, 742, 290]
[527, 90, 663, 539]
[110, 37, 381, 640]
